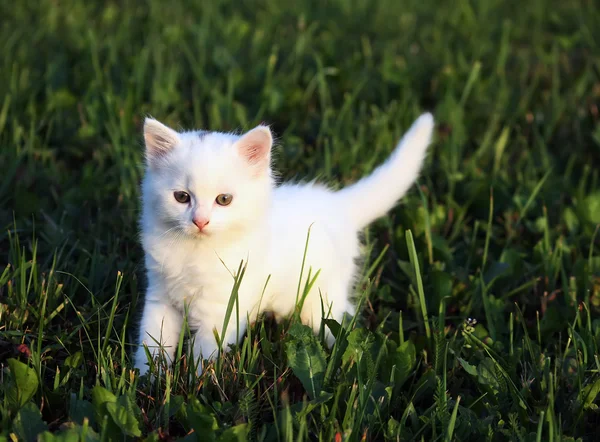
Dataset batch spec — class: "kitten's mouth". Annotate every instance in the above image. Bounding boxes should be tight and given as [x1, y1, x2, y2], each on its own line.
[180, 225, 210, 238]
[192, 229, 210, 238]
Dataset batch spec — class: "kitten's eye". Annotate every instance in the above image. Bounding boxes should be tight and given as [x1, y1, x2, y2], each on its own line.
[215, 193, 233, 206]
[173, 191, 190, 204]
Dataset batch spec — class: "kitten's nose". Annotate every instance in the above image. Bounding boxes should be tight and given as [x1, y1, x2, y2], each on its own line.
[193, 217, 210, 231]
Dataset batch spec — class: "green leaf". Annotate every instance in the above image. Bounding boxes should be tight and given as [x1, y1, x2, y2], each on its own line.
[323, 318, 342, 340]
[91, 386, 130, 439]
[562, 207, 580, 232]
[69, 395, 96, 427]
[6, 358, 39, 409]
[180, 396, 218, 441]
[476, 358, 500, 392]
[412, 368, 437, 403]
[581, 377, 600, 410]
[285, 323, 327, 399]
[105, 394, 142, 437]
[430, 270, 453, 305]
[431, 234, 453, 262]
[483, 262, 510, 285]
[140, 432, 161, 442]
[342, 328, 375, 366]
[397, 260, 416, 286]
[12, 402, 48, 442]
[295, 391, 334, 419]
[582, 192, 600, 224]
[218, 424, 248, 442]
[64, 351, 83, 369]
[386, 417, 400, 439]
[457, 357, 478, 377]
[169, 395, 186, 419]
[499, 249, 523, 278]
[38, 423, 100, 442]
[342, 327, 382, 380]
[91, 386, 117, 422]
[394, 340, 416, 387]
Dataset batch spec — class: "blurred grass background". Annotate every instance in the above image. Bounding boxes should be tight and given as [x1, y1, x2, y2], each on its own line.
[1, 0, 600, 440]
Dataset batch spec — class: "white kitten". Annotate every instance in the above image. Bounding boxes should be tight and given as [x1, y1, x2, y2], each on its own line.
[134, 113, 434, 375]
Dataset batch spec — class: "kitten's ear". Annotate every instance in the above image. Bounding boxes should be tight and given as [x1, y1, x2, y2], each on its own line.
[143, 118, 180, 165]
[235, 125, 273, 173]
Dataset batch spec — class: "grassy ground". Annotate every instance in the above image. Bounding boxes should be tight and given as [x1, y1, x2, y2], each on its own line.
[1, 0, 600, 440]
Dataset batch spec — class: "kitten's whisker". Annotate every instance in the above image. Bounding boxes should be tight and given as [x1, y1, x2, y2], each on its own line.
[158, 225, 182, 240]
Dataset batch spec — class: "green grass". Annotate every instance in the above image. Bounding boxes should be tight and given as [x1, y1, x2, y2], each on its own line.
[1, 0, 600, 440]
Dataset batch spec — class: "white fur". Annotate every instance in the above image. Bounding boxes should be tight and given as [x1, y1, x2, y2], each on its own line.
[134, 113, 435, 375]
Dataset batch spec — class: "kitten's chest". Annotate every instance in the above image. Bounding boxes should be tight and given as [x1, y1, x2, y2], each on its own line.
[167, 260, 233, 312]
[146, 236, 262, 308]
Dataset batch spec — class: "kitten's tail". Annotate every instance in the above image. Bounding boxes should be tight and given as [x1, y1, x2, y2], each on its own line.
[336, 113, 435, 230]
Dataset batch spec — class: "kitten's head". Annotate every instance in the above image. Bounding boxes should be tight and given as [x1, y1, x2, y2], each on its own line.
[141, 118, 274, 239]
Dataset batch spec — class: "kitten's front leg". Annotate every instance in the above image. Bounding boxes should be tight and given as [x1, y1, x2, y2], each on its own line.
[134, 297, 182, 376]
[190, 314, 249, 375]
